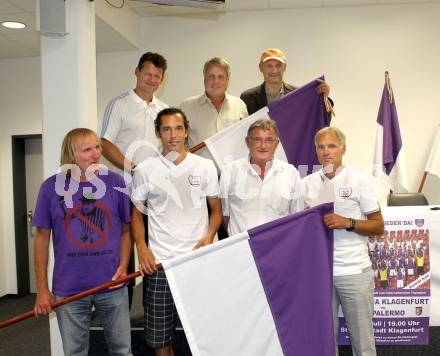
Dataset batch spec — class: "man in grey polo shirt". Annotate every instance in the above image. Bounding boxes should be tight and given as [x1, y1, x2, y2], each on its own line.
[301, 126, 384, 356]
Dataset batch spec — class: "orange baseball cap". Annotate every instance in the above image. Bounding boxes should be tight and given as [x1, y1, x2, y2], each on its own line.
[260, 48, 286, 63]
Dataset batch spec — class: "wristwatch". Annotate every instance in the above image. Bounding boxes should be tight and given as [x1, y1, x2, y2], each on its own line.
[346, 218, 356, 231]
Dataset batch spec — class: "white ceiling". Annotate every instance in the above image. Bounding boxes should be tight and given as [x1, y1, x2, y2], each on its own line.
[0, 0, 138, 59]
[128, 0, 438, 16]
[0, 0, 438, 58]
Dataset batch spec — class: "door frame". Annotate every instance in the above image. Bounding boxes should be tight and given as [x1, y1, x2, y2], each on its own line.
[12, 134, 42, 296]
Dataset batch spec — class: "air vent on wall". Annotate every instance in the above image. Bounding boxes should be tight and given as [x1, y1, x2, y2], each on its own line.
[135, 0, 225, 9]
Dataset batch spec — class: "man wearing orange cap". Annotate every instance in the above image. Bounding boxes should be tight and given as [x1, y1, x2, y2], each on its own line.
[240, 48, 331, 115]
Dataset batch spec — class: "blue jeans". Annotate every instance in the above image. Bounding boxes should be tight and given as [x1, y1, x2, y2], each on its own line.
[55, 287, 132, 356]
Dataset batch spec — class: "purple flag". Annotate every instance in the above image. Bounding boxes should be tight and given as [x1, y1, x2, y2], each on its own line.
[249, 203, 335, 356]
[268, 76, 329, 174]
[376, 72, 402, 174]
[373, 72, 407, 191]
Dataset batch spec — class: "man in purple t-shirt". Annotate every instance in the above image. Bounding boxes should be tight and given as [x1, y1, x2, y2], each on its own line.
[33, 128, 133, 356]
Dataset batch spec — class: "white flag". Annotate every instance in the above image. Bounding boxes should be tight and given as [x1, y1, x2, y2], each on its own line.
[425, 125, 440, 178]
[163, 233, 283, 356]
[204, 107, 287, 170]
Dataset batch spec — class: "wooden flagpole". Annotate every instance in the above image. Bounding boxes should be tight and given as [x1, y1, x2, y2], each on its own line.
[0, 264, 161, 329]
[418, 171, 428, 193]
[189, 142, 206, 153]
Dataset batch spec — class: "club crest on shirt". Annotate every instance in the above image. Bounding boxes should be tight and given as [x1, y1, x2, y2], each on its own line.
[188, 175, 201, 186]
[339, 187, 352, 198]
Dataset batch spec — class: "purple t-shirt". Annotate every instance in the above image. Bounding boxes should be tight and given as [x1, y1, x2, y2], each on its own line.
[33, 171, 131, 297]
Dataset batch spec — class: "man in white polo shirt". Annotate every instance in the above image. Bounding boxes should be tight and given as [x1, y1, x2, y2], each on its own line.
[100, 52, 168, 173]
[131, 107, 222, 356]
[220, 119, 302, 236]
[301, 126, 384, 356]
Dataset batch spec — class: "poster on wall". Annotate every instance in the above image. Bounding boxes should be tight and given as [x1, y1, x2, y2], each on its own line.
[338, 210, 431, 345]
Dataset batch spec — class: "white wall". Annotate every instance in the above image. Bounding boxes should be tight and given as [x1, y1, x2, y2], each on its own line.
[1, 2, 439, 297]
[0, 57, 42, 295]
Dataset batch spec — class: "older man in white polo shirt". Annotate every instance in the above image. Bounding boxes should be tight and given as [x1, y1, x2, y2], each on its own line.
[301, 126, 384, 356]
[220, 119, 302, 236]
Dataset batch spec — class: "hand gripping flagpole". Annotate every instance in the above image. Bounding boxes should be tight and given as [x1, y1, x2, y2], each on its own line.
[0, 264, 162, 329]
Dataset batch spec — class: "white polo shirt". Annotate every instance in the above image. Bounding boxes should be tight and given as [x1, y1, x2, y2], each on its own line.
[100, 90, 168, 165]
[301, 166, 380, 277]
[220, 157, 302, 236]
[131, 153, 219, 262]
[180, 93, 248, 156]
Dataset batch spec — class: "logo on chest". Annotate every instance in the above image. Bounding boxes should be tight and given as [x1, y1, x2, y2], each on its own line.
[188, 175, 201, 186]
[339, 187, 352, 198]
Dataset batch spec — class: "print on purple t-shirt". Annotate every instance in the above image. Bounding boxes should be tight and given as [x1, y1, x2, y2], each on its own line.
[33, 171, 131, 297]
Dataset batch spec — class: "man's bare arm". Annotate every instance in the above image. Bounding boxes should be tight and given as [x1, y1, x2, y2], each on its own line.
[101, 138, 134, 172]
[34, 227, 52, 316]
[110, 223, 133, 289]
[131, 204, 157, 275]
[193, 197, 222, 249]
[323, 211, 384, 236]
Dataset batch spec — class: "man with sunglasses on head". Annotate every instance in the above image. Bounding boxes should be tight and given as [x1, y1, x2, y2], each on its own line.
[220, 119, 302, 236]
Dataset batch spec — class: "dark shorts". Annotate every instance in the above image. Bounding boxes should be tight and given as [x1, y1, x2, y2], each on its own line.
[143, 270, 177, 348]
